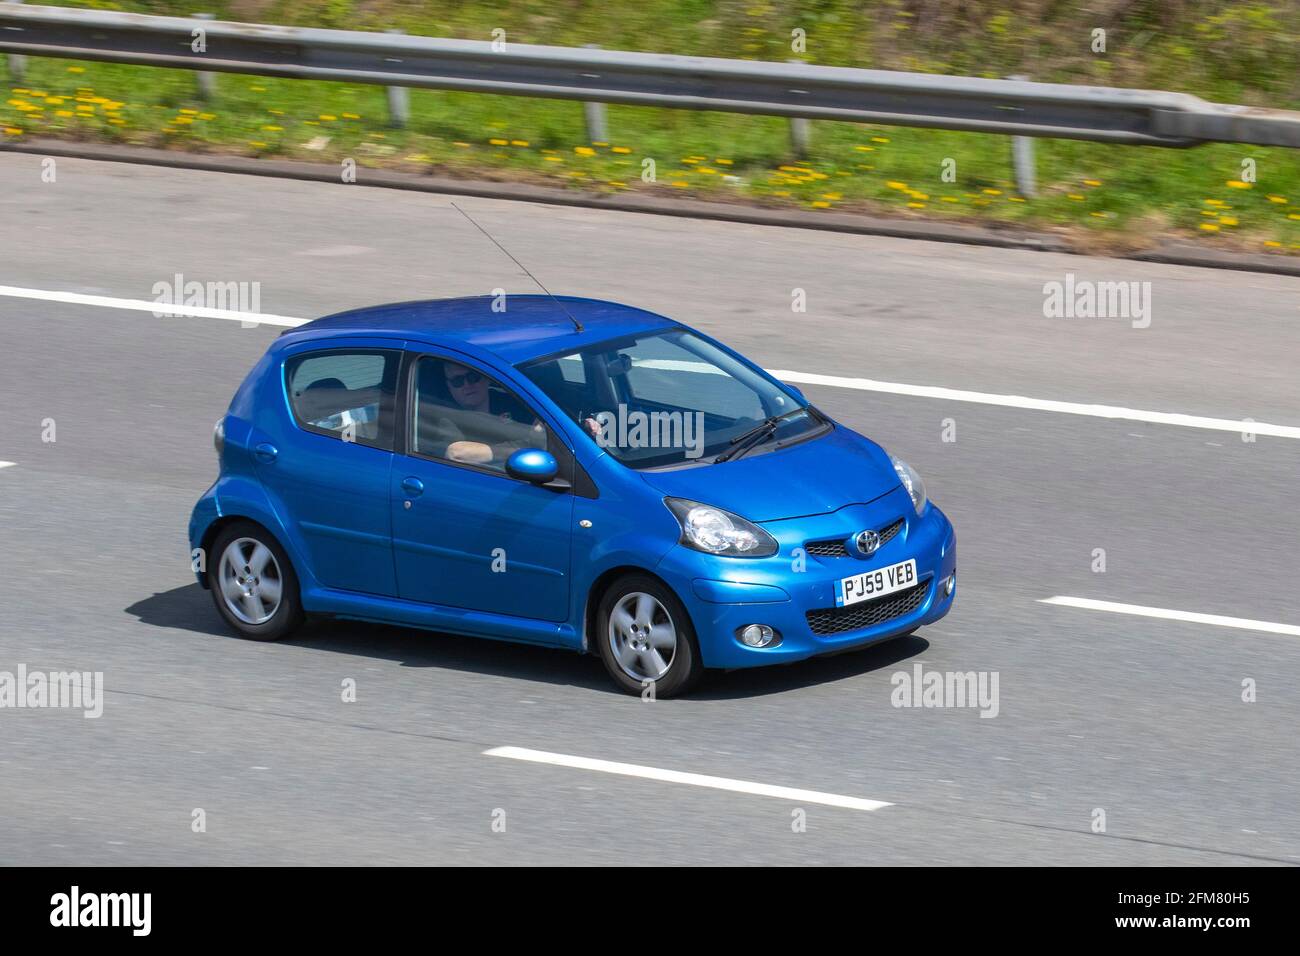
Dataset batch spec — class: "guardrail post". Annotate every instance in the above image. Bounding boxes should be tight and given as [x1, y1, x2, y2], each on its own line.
[582, 45, 607, 143]
[193, 13, 216, 100]
[787, 60, 810, 158]
[4, 0, 25, 84]
[384, 29, 410, 128]
[1008, 75, 1037, 197]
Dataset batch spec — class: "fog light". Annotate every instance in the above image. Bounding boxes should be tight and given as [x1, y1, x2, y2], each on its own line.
[738, 624, 777, 648]
[945, 573, 956, 597]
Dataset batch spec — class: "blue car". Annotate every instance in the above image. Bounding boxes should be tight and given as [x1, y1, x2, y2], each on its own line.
[190, 296, 955, 696]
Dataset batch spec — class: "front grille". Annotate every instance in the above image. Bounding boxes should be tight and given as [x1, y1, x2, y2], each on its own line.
[806, 579, 929, 636]
[806, 539, 849, 557]
[805, 518, 904, 558]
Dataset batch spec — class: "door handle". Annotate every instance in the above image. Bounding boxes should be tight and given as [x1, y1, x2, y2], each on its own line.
[401, 476, 424, 497]
[253, 442, 278, 463]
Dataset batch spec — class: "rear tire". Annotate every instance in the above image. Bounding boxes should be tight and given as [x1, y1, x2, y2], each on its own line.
[596, 574, 703, 698]
[208, 521, 305, 642]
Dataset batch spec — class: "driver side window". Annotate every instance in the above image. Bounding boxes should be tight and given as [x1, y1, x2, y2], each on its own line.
[411, 356, 548, 474]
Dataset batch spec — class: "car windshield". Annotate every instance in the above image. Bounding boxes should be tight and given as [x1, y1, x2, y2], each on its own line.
[519, 328, 826, 469]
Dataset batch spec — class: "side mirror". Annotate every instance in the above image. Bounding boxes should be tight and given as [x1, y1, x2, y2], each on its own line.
[506, 448, 559, 484]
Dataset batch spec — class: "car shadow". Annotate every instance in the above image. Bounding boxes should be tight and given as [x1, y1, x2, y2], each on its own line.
[126, 584, 930, 699]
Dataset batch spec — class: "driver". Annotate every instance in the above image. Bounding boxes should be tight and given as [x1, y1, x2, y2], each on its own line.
[428, 361, 545, 465]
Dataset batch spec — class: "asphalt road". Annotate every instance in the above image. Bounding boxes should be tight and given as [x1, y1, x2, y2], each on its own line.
[1, 154, 1297, 865]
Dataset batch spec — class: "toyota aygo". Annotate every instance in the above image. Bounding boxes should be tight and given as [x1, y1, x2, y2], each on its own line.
[190, 296, 956, 696]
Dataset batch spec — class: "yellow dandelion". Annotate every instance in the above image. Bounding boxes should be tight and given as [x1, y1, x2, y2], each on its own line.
[342, 113, 360, 120]
[1199, 223, 1220, 232]
[1225, 180, 1251, 189]
[453, 142, 472, 148]
[611, 146, 631, 154]
[670, 181, 689, 188]
[67, 67, 85, 74]
[886, 181, 908, 190]
[907, 202, 926, 208]
[1267, 195, 1287, 203]
[810, 201, 831, 208]
[544, 156, 563, 162]
[511, 139, 529, 147]
[489, 138, 509, 146]
[1008, 196, 1027, 203]
[983, 188, 1003, 196]
[822, 192, 842, 201]
[2, 127, 22, 135]
[854, 145, 874, 152]
[574, 146, 596, 157]
[1067, 193, 1085, 201]
[1083, 179, 1102, 187]
[319, 114, 337, 122]
[262, 125, 283, 132]
[941, 196, 960, 203]
[1263, 240, 1282, 248]
[715, 158, 733, 165]
[871, 136, 889, 143]
[1219, 216, 1239, 226]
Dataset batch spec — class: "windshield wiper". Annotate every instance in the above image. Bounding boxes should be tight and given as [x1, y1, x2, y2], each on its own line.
[714, 408, 806, 464]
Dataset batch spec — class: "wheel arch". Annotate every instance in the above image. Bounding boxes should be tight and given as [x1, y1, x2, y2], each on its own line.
[583, 564, 695, 656]
[198, 515, 290, 589]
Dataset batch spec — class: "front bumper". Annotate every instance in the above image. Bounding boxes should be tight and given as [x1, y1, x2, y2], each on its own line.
[657, 492, 956, 669]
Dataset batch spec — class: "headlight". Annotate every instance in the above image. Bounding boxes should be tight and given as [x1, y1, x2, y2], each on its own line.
[664, 498, 778, 558]
[891, 455, 927, 514]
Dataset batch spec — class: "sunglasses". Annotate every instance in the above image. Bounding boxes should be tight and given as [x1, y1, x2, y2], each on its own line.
[445, 371, 484, 389]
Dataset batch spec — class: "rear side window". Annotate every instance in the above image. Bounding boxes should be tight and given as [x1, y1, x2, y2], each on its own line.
[286, 349, 400, 449]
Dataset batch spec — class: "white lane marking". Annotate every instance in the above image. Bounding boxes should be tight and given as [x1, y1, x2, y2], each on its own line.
[484, 745, 893, 811]
[1039, 596, 1300, 637]
[772, 369, 1300, 440]
[0, 461, 15, 469]
[4, 284, 1296, 440]
[0, 285, 305, 327]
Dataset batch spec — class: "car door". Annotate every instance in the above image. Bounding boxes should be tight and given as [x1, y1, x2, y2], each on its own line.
[390, 351, 575, 622]
[253, 342, 402, 596]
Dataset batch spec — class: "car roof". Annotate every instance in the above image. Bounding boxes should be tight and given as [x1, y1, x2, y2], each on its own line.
[281, 295, 681, 365]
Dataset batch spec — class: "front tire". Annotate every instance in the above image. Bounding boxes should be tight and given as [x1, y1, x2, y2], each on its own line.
[596, 574, 703, 698]
[208, 521, 305, 642]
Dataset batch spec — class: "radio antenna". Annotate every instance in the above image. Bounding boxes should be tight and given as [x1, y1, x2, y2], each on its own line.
[450, 202, 584, 333]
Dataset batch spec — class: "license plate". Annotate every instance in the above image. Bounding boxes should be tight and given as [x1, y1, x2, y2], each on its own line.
[835, 559, 918, 607]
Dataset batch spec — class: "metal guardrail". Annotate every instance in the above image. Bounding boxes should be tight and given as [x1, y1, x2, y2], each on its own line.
[1, 4, 1298, 149]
